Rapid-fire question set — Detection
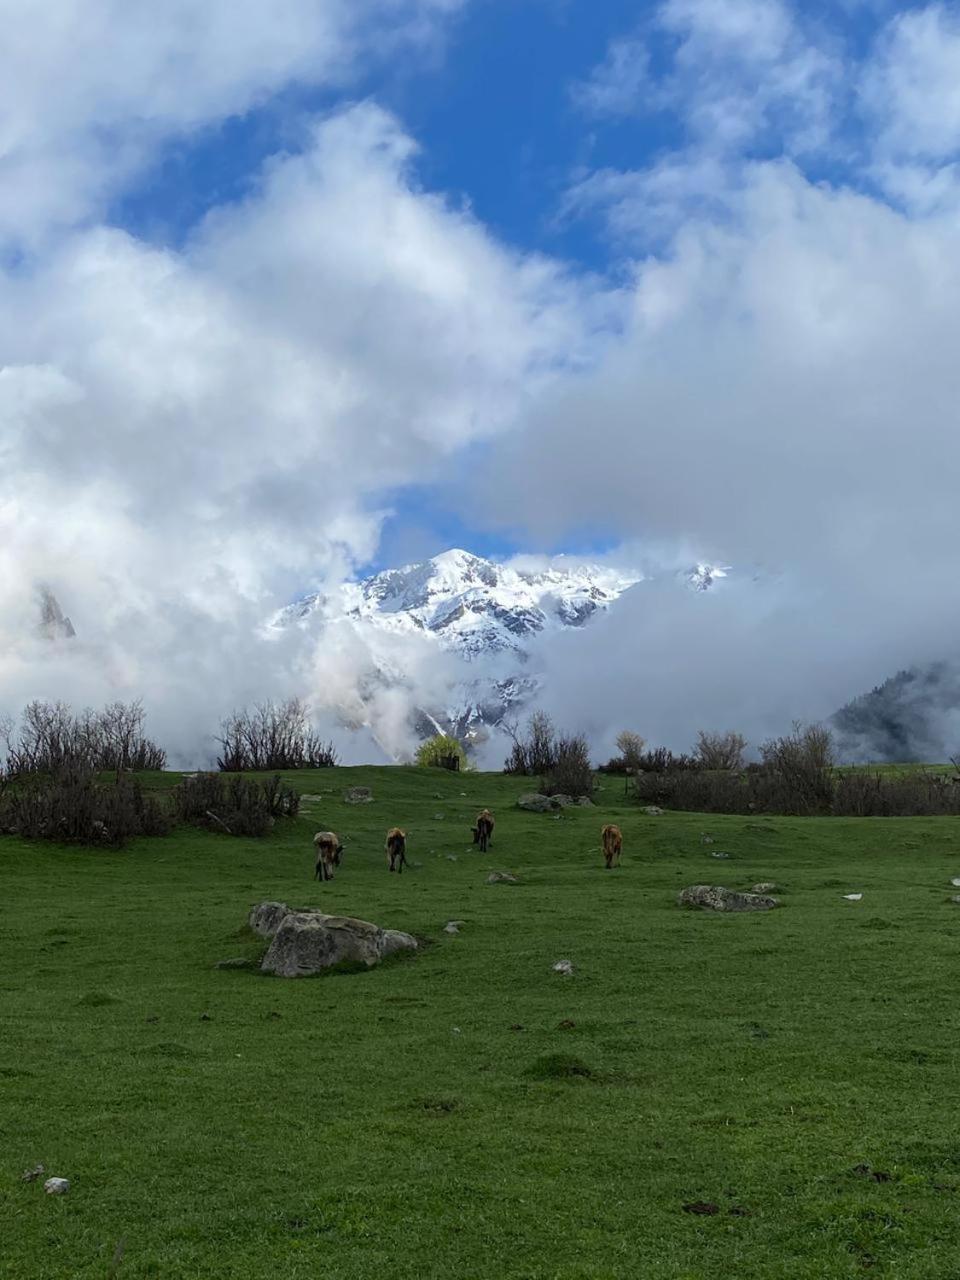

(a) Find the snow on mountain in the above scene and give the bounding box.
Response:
[275,548,724,750]
[280,548,641,660]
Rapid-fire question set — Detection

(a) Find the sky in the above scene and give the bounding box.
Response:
[4,0,960,763]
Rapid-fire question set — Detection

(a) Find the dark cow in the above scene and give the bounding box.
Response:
[472,809,495,853]
[385,827,408,874]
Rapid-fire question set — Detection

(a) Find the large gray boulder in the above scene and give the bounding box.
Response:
[679,885,780,912]
[261,912,418,977]
[517,793,553,812]
[249,901,292,937]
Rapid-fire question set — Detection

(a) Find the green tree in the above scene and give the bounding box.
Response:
[415,733,468,770]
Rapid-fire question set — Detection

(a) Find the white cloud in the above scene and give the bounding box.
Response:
[572,0,842,154]
[572,35,650,117]
[0,103,588,761]
[0,0,465,245]
[861,3,960,162]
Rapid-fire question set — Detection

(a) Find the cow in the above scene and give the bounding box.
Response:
[385,827,408,874]
[313,830,343,882]
[472,809,495,853]
[601,823,623,869]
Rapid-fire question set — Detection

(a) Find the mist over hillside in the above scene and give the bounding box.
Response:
[833,665,960,764]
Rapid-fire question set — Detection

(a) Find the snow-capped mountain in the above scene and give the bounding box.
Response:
[275,548,724,749]
[280,549,640,661]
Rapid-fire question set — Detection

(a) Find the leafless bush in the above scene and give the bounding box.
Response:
[3,699,166,777]
[632,724,948,816]
[599,742,699,774]
[173,772,300,837]
[695,730,748,771]
[0,763,171,845]
[760,722,835,813]
[541,733,593,798]
[216,699,338,771]
[633,769,747,813]
[503,711,558,775]
[832,770,960,817]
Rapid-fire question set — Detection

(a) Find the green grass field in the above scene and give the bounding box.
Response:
[4,766,960,1279]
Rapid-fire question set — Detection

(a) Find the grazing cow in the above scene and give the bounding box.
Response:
[601,823,623,869]
[314,830,343,882]
[472,809,495,853]
[385,827,408,874]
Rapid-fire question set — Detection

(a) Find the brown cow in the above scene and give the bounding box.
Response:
[472,809,495,852]
[601,823,623,869]
[313,830,343,881]
[385,827,408,874]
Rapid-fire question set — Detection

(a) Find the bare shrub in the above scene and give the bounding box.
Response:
[634,768,746,813]
[542,733,593,798]
[215,698,338,771]
[173,772,299,837]
[503,711,557,776]
[832,770,960,817]
[0,763,171,845]
[3,699,165,777]
[695,730,747,771]
[760,722,835,813]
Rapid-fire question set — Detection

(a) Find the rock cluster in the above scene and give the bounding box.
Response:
[678,885,779,912]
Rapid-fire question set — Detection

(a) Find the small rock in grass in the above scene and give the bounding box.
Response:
[558,1019,576,1029]
[701,834,715,844]
[446,854,458,862]
[509,1023,525,1032]
[682,1201,719,1215]
[751,882,777,894]
[843,893,863,901]
[443,921,464,934]
[552,959,575,976]
[711,851,731,859]
[343,787,372,805]
[21,1164,44,1183]
[434,813,445,820]
[44,1178,69,1196]
[487,871,519,884]
[199,1012,212,1022]
[951,878,960,887]
[950,895,960,906]
[644,806,665,816]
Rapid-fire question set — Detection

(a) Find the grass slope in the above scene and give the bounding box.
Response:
[3,766,960,1279]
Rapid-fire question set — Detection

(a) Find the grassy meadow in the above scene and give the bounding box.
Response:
[3,765,960,1278]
